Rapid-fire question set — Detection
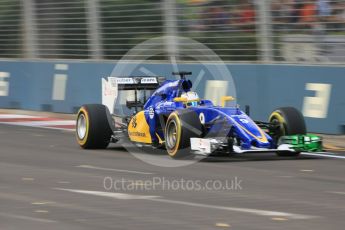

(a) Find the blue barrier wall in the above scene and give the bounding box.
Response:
[0,60,344,134]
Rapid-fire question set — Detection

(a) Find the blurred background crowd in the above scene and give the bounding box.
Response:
[186,0,345,32]
[271,0,345,30]
[0,0,344,63]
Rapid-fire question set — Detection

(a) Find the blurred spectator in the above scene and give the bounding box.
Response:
[314,0,331,34]
[290,1,303,24]
[238,1,255,30]
[330,1,345,30]
[211,6,229,29]
[271,0,295,30]
[202,5,229,31]
[281,0,295,22]
[316,0,331,17]
[271,0,282,25]
[299,0,317,29]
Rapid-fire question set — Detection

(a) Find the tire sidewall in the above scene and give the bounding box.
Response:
[269,107,306,137]
[76,107,90,146]
[165,112,182,157]
[76,104,113,149]
[165,109,202,159]
[269,107,306,157]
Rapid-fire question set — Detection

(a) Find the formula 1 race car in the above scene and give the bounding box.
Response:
[76,72,322,159]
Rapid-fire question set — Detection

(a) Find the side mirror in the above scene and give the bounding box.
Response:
[173,97,187,103]
[221,96,235,107]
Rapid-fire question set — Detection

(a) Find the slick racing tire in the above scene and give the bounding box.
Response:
[76,104,113,149]
[269,107,306,157]
[165,110,202,159]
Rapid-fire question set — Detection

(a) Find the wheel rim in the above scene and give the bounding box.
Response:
[77,114,87,140]
[271,117,285,140]
[166,120,178,150]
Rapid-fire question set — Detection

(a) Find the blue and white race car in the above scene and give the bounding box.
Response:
[76,72,322,159]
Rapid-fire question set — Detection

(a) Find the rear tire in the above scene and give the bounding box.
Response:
[165,110,202,159]
[269,107,306,157]
[76,104,113,149]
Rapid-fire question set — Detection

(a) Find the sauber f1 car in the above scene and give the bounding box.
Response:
[76,72,322,159]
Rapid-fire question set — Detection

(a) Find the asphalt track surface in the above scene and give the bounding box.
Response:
[1,123,345,230]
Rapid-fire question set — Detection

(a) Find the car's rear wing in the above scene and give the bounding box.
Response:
[102,76,165,114]
[116,76,165,90]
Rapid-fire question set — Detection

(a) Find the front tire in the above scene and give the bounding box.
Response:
[76,104,113,149]
[269,107,306,157]
[165,110,202,159]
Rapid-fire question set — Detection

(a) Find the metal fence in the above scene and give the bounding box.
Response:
[0,0,344,64]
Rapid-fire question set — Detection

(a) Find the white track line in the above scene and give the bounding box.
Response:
[326,191,345,195]
[55,188,317,220]
[56,188,159,200]
[0,212,56,223]
[151,198,316,220]
[301,152,345,159]
[76,165,154,175]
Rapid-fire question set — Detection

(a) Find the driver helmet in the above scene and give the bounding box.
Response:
[181,91,200,107]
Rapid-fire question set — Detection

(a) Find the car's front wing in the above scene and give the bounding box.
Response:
[190,135,322,156]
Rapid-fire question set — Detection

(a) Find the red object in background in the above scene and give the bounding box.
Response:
[300,3,317,22]
[240,6,255,23]
[0,114,75,131]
